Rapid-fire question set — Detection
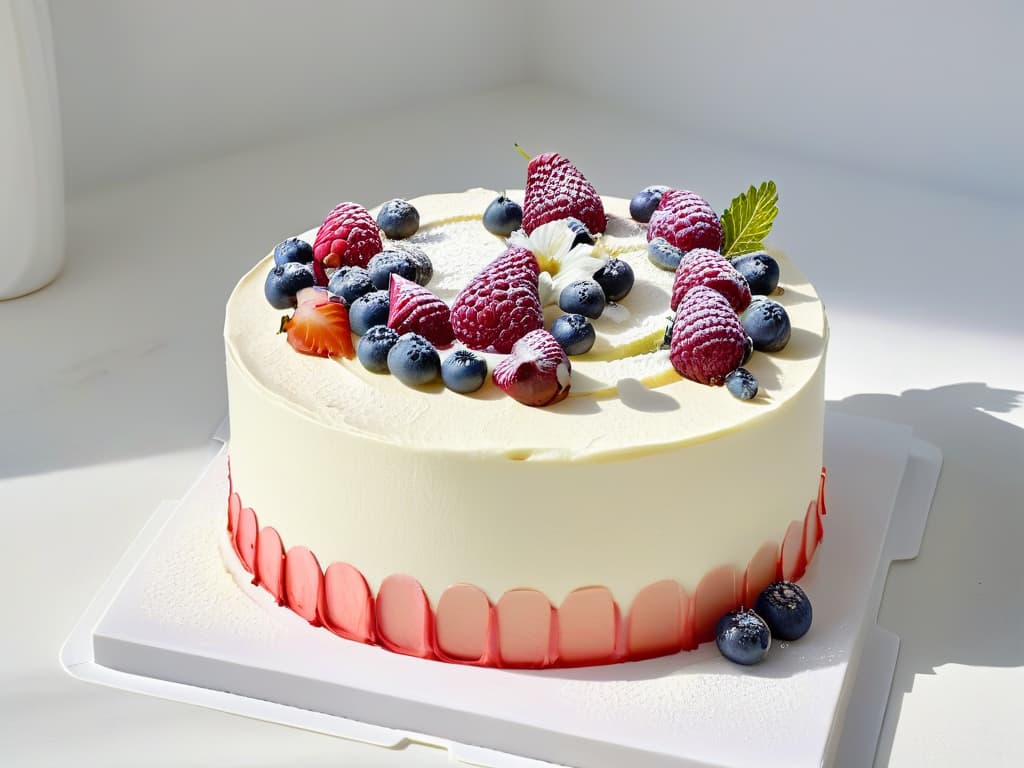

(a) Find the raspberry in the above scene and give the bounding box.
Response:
[387,275,454,347]
[670,286,747,386]
[450,245,543,354]
[521,152,606,235]
[647,189,722,254]
[671,248,751,313]
[492,329,572,406]
[312,202,383,273]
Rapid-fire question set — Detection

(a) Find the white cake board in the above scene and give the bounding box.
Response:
[61,410,940,768]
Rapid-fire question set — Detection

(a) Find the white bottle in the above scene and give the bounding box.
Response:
[0,0,64,300]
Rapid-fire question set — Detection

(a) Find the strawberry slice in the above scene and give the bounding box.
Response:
[281,291,354,359]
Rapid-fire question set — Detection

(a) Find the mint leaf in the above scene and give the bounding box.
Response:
[721,181,779,258]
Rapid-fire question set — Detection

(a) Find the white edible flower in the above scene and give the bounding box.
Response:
[509,220,608,307]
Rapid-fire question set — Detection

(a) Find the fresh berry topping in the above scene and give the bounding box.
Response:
[313,201,383,270]
[273,238,313,266]
[550,313,595,356]
[368,249,417,290]
[716,609,771,665]
[566,217,595,248]
[441,349,488,394]
[348,290,390,336]
[520,149,606,235]
[265,262,316,309]
[740,299,791,352]
[482,194,524,237]
[647,237,685,272]
[281,292,354,359]
[356,324,399,372]
[558,279,605,319]
[328,266,375,305]
[725,367,759,400]
[671,248,751,313]
[670,286,747,385]
[450,245,543,353]
[741,334,754,365]
[395,244,434,286]
[387,274,454,347]
[647,189,723,254]
[731,251,780,296]
[661,315,675,349]
[629,185,669,223]
[755,581,813,641]
[492,329,571,406]
[387,333,441,387]
[376,198,420,240]
[592,258,634,302]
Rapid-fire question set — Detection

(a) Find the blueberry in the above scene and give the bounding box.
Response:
[441,349,488,393]
[348,290,390,336]
[661,316,675,349]
[328,266,374,305]
[356,325,400,373]
[755,581,812,641]
[715,609,771,665]
[741,335,754,365]
[272,238,313,266]
[483,194,523,237]
[376,199,420,240]
[725,367,758,400]
[629,185,669,223]
[367,250,417,290]
[592,258,634,302]
[731,252,780,296]
[550,314,596,356]
[647,237,685,271]
[740,299,791,352]
[397,245,433,286]
[566,217,595,248]
[558,279,605,319]
[264,262,316,309]
[387,333,441,386]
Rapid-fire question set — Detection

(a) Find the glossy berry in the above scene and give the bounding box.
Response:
[368,249,417,290]
[387,333,441,387]
[273,238,313,266]
[592,258,634,302]
[647,237,685,271]
[441,349,488,394]
[348,290,390,336]
[328,266,375,305]
[741,334,754,365]
[755,581,812,641]
[550,313,596,356]
[265,262,316,309]
[558,279,605,319]
[716,609,771,665]
[731,251,780,296]
[356,325,399,373]
[282,288,354,359]
[376,198,419,240]
[566,217,595,248]
[492,329,571,406]
[725,367,758,400]
[482,194,524,237]
[629,185,669,223]
[740,299,791,352]
[661,316,675,349]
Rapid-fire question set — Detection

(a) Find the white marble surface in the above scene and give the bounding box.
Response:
[2,85,1021,766]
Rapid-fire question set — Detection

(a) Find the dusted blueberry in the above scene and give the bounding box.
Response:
[592,258,635,302]
[348,290,390,336]
[732,251,780,296]
[558,279,605,319]
[482,194,523,237]
[647,237,685,271]
[273,238,314,266]
[740,299,791,352]
[387,333,441,387]
[566,217,595,248]
[441,349,488,393]
[367,250,417,290]
[376,198,420,239]
[550,313,595,356]
[398,244,433,286]
[328,266,375,305]
[356,325,399,373]
[725,367,758,400]
[755,581,813,641]
[715,609,771,666]
[264,262,316,309]
[629,185,669,223]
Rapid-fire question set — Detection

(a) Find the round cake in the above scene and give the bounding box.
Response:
[223,169,829,668]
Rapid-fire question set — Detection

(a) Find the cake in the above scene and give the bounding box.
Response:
[223,155,829,668]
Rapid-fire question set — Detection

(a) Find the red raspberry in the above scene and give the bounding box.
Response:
[493,329,572,406]
[671,248,751,313]
[387,274,454,347]
[647,189,722,254]
[312,202,383,275]
[521,152,606,235]
[670,286,747,386]
[450,245,543,354]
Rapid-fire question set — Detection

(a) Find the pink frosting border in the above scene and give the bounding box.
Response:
[225,462,828,668]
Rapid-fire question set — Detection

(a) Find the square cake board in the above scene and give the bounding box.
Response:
[61,410,940,768]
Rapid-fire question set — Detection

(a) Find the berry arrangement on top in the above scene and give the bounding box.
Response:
[263,148,794,406]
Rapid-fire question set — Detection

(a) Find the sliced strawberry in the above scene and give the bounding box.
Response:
[281,295,354,359]
[493,329,571,406]
[387,274,454,347]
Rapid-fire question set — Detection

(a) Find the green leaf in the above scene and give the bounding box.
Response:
[721,181,779,258]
